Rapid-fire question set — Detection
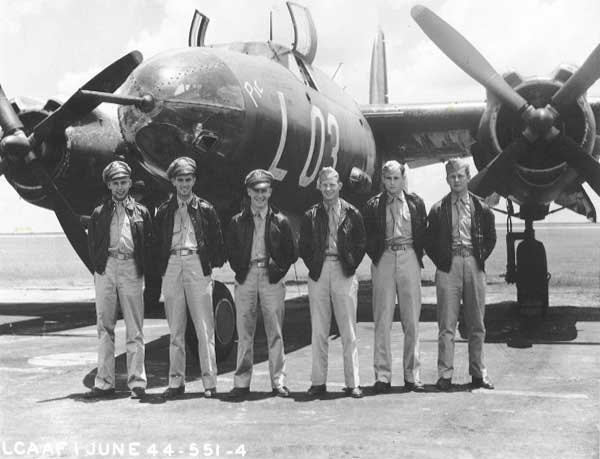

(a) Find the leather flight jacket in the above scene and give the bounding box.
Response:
[299,199,366,282]
[226,204,298,284]
[154,194,226,276]
[425,191,496,272]
[362,191,427,267]
[87,196,154,275]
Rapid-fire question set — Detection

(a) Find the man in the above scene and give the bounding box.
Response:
[363,160,427,393]
[86,160,153,399]
[154,157,226,399]
[226,169,297,398]
[425,158,496,391]
[299,167,366,398]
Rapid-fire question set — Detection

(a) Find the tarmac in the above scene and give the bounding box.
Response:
[0,282,599,459]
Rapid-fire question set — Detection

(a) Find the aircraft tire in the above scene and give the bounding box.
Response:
[185,281,237,363]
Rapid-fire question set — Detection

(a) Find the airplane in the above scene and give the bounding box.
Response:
[0,3,598,361]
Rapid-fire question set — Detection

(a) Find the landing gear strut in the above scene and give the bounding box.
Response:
[505,201,550,316]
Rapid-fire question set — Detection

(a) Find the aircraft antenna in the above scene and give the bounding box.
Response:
[331,62,343,81]
[269,11,273,41]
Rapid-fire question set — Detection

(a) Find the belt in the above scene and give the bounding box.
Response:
[250,259,268,268]
[386,243,413,251]
[452,247,473,257]
[170,248,198,256]
[108,252,133,260]
[324,253,339,260]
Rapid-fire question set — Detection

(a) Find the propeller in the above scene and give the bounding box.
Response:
[0,51,143,271]
[411,5,600,197]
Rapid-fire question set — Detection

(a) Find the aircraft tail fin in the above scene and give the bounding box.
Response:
[369,29,388,104]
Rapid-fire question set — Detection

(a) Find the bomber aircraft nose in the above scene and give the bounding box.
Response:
[117,48,245,178]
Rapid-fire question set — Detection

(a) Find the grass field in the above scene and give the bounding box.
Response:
[1,223,599,291]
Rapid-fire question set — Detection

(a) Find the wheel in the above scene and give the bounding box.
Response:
[185,280,237,362]
[516,238,549,316]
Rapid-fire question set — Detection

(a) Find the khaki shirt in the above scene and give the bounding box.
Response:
[385,191,413,245]
[171,197,197,250]
[324,199,345,256]
[251,207,268,261]
[451,192,473,249]
[109,197,134,254]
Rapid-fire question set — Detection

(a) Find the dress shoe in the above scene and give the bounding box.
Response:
[307,384,327,396]
[405,380,425,392]
[436,377,452,391]
[472,376,495,390]
[204,388,217,398]
[83,387,115,399]
[344,387,363,398]
[373,381,391,394]
[229,387,250,398]
[272,386,290,397]
[162,385,185,399]
[130,387,146,398]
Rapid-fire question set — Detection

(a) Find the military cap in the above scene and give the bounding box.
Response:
[167,157,196,179]
[245,169,274,188]
[102,160,131,183]
[445,158,470,175]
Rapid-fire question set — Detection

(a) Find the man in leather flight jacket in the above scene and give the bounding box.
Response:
[226,169,297,398]
[299,167,366,398]
[363,160,427,393]
[86,160,153,399]
[155,157,226,400]
[425,158,496,392]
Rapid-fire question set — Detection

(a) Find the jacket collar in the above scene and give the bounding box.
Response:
[169,193,199,210]
[109,195,135,212]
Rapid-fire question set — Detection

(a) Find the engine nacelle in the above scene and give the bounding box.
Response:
[472,65,598,207]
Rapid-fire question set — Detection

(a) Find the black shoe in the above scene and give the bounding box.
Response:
[472,376,495,390]
[436,378,452,391]
[162,385,185,399]
[204,388,217,398]
[343,387,363,398]
[272,386,290,397]
[130,387,146,399]
[307,384,327,396]
[373,381,391,394]
[405,380,425,392]
[229,387,250,398]
[83,387,115,399]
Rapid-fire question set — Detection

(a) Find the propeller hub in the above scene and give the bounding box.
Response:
[0,131,31,160]
[527,106,556,135]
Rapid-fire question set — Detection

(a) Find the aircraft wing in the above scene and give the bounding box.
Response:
[361,101,485,167]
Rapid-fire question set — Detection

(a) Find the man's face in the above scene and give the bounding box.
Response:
[247,183,272,211]
[171,174,196,199]
[107,177,131,201]
[382,168,405,196]
[446,168,470,194]
[318,176,342,202]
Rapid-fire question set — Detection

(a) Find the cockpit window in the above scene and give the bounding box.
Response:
[287,53,318,91]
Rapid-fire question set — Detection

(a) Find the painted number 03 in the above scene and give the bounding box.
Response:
[268,91,339,186]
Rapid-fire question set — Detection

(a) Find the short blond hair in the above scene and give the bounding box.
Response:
[445,158,470,177]
[382,160,406,177]
[316,167,339,187]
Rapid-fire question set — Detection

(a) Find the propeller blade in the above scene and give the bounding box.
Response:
[411,5,528,114]
[551,43,600,113]
[31,50,143,144]
[0,85,24,136]
[469,136,531,197]
[549,135,600,197]
[28,160,92,272]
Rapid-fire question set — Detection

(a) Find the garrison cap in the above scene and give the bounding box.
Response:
[245,169,274,188]
[445,158,470,175]
[167,157,196,179]
[102,160,131,183]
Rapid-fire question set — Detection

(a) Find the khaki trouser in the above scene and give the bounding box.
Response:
[436,255,487,379]
[308,258,360,388]
[372,248,422,383]
[234,265,286,389]
[94,257,146,390]
[162,254,217,389]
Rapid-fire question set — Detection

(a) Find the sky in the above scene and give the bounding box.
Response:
[2,0,600,232]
